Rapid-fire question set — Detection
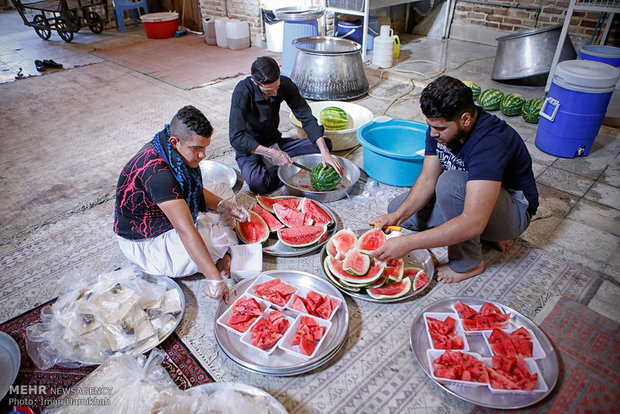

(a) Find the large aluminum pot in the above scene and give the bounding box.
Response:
[290,36,369,101]
[492,25,576,82]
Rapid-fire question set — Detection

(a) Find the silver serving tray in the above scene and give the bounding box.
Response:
[183,382,288,413]
[410,297,559,409]
[320,229,435,303]
[214,270,349,376]
[199,160,237,189]
[0,331,21,401]
[262,197,337,257]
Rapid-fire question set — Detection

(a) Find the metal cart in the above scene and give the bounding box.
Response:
[11,0,108,42]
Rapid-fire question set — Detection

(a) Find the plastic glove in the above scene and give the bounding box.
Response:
[217,200,251,226]
[204,279,229,303]
[265,148,292,166]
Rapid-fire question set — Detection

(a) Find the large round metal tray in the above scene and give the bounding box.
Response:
[199,159,237,189]
[320,229,435,303]
[410,297,559,409]
[214,270,349,376]
[262,197,337,257]
[181,382,287,413]
[278,154,360,203]
[0,331,21,401]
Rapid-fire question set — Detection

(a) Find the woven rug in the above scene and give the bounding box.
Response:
[471,296,620,414]
[92,34,281,90]
[0,300,214,413]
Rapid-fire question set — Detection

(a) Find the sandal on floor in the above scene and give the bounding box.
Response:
[43,59,63,69]
[34,60,46,72]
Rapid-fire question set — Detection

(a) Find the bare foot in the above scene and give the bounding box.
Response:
[490,240,513,252]
[437,261,485,283]
[216,253,232,278]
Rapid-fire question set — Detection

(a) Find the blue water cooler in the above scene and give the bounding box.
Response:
[276,7,324,77]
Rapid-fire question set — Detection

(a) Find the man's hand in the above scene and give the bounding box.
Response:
[370,237,413,262]
[369,212,400,231]
[321,152,344,176]
[217,200,251,227]
[265,148,292,166]
[204,279,230,303]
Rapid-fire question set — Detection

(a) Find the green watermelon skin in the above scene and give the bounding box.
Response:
[462,80,481,101]
[320,106,349,131]
[478,89,504,111]
[522,98,544,123]
[310,164,341,192]
[499,93,525,116]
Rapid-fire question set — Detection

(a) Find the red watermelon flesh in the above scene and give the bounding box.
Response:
[252,278,296,307]
[300,199,334,226]
[250,203,284,232]
[249,311,290,350]
[342,249,371,275]
[274,204,314,227]
[236,211,269,244]
[479,302,502,316]
[367,277,411,300]
[326,238,339,257]
[291,315,325,356]
[488,328,534,358]
[256,195,301,213]
[487,356,538,391]
[454,302,478,319]
[290,295,309,313]
[461,313,511,331]
[226,296,265,332]
[327,256,384,285]
[277,225,326,247]
[356,228,386,254]
[432,351,488,383]
[426,316,465,350]
[323,256,361,292]
[384,258,404,282]
[413,270,429,291]
[330,229,357,257]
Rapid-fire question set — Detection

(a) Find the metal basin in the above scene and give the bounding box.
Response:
[290,36,369,100]
[274,6,324,21]
[492,25,576,82]
[278,154,360,203]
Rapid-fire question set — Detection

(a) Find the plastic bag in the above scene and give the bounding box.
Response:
[43,349,179,414]
[26,267,182,369]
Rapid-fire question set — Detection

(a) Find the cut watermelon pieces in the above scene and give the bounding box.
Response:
[431,350,489,384]
[277,225,327,247]
[330,228,357,257]
[300,198,334,226]
[246,310,291,350]
[250,203,284,232]
[486,355,539,391]
[356,228,386,254]
[487,327,534,358]
[455,301,511,331]
[256,195,301,213]
[425,314,466,350]
[236,211,270,244]
[342,249,371,275]
[274,204,314,227]
[288,315,328,356]
[367,277,411,300]
[287,289,340,320]
[225,296,265,333]
[384,258,404,282]
[251,278,296,307]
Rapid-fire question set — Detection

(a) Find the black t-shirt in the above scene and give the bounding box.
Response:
[425,108,539,215]
[114,142,204,240]
[229,75,324,155]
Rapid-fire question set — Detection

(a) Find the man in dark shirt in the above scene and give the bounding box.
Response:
[229,56,343,194]
[371,76,538,283]
[114,105,250,303]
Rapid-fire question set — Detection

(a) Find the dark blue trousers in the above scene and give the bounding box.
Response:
[236,137,332,194]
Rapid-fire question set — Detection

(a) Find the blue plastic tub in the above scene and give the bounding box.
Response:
[577,45,620,67]
[356,118,427,187]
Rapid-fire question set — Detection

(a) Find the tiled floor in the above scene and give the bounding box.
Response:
[1,10,618,323]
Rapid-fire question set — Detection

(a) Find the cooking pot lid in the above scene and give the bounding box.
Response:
[496,24,562,41]
[293,36,361,54]
[275,6,324,21]
[554,60,620,92]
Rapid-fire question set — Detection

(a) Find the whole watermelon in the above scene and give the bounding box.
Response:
[478,88,504,111]
[320,106,349,131]
[500,93,525,116]
[311,164,341,192]
[462,80,481,101]
[522,98,544,123]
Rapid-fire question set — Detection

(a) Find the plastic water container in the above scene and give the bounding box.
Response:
[226,19,250,50]
[203,18,217,45]
[336,17,378,50]
[215,17,229,48]
[372,25,394,68]
[535,60,620,158]
[578,45,620,68]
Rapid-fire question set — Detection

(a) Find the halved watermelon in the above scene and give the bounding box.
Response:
[342,249,370,275]
[274,204,314,227]
[277,225,327,247]
[356,228,386,254]
[384,258,404,282]
[256,195,301,213]
[367,277,411,300]
[300,199,334,226]
[330,228,357,257]
[236,211,269,244]
[250,203,284,232]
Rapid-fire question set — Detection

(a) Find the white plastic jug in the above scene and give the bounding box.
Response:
[372,25,394,68]
[203,18,216,45]
[215,17,229,48]
[226,19,250,50]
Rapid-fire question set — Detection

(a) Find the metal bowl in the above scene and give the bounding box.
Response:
[278,154,360,203]
[274,6,324,21]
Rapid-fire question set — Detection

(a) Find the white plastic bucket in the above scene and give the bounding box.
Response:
[226,20,250,50]
[372,25,394,68]
[215,17,229,48]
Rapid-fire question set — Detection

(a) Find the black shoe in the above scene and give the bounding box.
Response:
[43,59,63,69]
[34,60,46,72]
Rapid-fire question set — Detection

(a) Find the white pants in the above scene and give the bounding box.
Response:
[117,182,238,278]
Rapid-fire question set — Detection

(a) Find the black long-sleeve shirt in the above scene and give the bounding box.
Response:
[229,76,324,156]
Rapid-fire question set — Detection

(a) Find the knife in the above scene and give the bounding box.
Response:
[291,161,368,184]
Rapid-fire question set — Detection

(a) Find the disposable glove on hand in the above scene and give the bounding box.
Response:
[266,148,292,166]
[204,279,229,303]
[217,200,251,226]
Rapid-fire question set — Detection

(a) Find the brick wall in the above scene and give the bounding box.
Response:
[451,0,618,47]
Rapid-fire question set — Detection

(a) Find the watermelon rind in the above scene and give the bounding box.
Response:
[310,164,341,192]
[301,198,334,226]
[413,270,430,291]
[356,228,387,254]
[499,93,525,117]
[320,106,349,131]
[323,256,361,292]
[385,258,405,282]
[250,203,284,232]
[478,88,504,111]
[522,98,544,124]
[277,225,327,247]
[327,256,383,285]
[256,195,301,213]
[342,249,371,276]
[236,211,269,244]
[367,278,412,300]
[274,203,314,227]
[330,228,357,257]
[462,80,481,101]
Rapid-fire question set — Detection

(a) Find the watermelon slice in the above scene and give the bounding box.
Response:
[367,278,411,300]
[384,258,404,282]
[256,195,301,213]
[274,204,314,227]
[300,198,334,226]
[461,313,511,331]
[432,350,488,383]
[290,315,325,356]
[252,278,296,307]
[454,302,478,319]
[226,296,265,333]
[236,211,270,244]
[488,328,534,358]
[426,316,465,350]
[327,256,383,285]
[323,257,361,292]
[249,310,290,350]
[487,355,538,391]
[250,203,284,232]
[277,225,327,247]
[413,270,429,291]
[330,229,357,257]
[342,249,371,275]
[356,228,386,254]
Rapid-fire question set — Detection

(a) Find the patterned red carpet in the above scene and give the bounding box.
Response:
[0,299,214,413]
[471,296,620,413]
